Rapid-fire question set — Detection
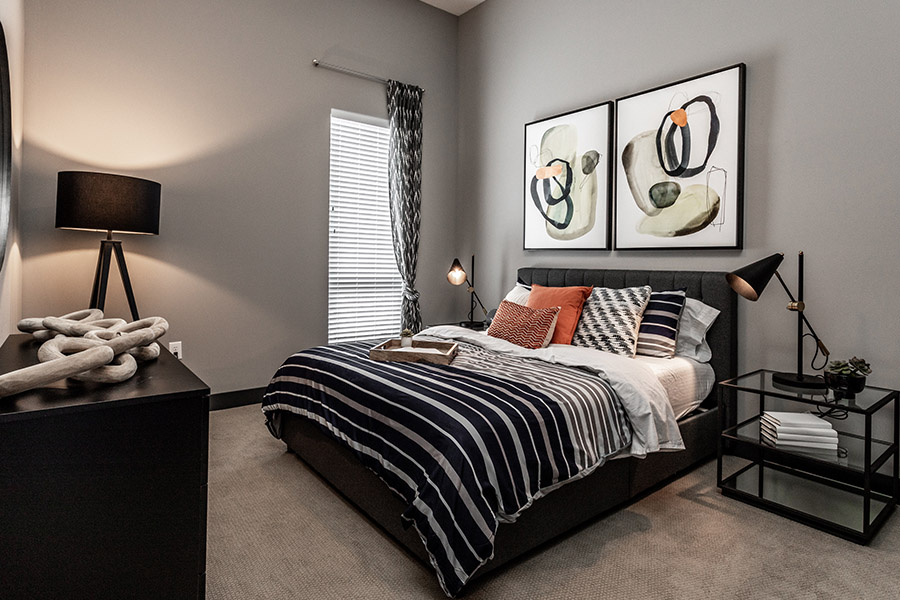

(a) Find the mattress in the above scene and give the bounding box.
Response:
[635,355,716,419]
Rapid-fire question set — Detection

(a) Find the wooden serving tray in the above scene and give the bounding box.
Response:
[369,339,458,365]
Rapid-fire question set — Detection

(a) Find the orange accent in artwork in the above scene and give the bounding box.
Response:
[670,109,688,127]
[535,164,564,179]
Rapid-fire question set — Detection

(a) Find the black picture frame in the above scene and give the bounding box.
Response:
[614,63,746,250]
[523,101,613,251]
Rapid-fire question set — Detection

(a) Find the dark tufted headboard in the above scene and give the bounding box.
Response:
[517,267,738,407]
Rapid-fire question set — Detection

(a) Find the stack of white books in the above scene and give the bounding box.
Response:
[760,411,838,458]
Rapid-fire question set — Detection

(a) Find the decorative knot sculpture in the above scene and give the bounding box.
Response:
[0,309,169,398]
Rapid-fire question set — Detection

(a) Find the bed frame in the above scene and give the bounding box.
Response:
[272,267,737,584]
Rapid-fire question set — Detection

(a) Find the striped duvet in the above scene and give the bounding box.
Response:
[262,338,634,596]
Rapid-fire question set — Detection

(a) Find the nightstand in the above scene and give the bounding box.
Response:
[0,334,210,599]
[717,369,899,544]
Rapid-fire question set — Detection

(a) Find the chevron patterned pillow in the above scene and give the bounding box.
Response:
[487,300,560,349]
[571,286,652,356]
[636,289,687,358]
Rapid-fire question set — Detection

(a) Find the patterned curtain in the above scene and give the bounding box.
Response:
[386,80,424,332]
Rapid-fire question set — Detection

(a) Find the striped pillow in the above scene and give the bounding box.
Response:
[636,290,687,358]
[487,300,560,349]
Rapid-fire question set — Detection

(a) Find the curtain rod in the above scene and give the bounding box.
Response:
[311,59,424,93]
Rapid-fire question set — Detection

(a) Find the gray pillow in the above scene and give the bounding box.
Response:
[675,297,720,362]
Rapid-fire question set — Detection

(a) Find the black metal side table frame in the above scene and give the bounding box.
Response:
[717,369,899,544]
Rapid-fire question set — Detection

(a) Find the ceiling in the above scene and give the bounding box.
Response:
[417,0,487,16]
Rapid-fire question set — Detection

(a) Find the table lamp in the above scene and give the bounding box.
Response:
[55,171,161,321]
[447,255,488,328]
[727,251,829,391]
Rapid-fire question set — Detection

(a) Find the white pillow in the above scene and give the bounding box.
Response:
[503,283,531,306]
[675,297,720,363]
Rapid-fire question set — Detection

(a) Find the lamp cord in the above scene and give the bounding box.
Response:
[810,389,848,458]
[807,336,847,422]
[803,332,829,371]
[812,402,848,420]
[803,332,846,421]
[470,287,489,318]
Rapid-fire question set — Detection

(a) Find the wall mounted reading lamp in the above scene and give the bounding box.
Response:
[727,251,829,391]
[55,171,161,322]
[447,255,489,328]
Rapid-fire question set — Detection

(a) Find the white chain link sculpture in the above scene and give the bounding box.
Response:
[0,309,169,398]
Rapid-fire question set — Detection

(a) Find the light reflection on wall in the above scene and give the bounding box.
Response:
[23,1,302,171]
[21,250,287,391]
[26,93,264,170]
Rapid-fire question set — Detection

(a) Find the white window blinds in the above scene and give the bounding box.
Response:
[328,110,402,343]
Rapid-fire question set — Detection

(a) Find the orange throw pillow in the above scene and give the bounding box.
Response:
[526,284,593,345]
[486,300,560,349]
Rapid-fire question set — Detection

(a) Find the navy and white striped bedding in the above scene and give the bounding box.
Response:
[262,338,633,596]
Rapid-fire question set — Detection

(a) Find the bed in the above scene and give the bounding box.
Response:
[262,267,737,596]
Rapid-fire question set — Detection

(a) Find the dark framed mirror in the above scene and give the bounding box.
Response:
[0,23,11,272]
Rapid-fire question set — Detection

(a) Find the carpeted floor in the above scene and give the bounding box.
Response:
[207,405,900,599]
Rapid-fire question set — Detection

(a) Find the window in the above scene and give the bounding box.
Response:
[327,110,402,343]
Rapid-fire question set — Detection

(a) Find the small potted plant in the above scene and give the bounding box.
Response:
[824,357,871,399]
[400,328,414,348]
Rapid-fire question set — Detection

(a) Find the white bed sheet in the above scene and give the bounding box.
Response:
[634,355,715,419]
[422,326,714,423]
[421,326,684,457]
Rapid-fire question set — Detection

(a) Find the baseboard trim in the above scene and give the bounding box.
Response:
[209,387,266,411]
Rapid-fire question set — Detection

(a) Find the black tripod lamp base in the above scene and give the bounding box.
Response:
[90,239,140,322]
[459,320,486,330]
[771,371,827,392]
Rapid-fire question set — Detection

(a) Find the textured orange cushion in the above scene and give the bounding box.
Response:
[487,301,560,349]
[526,284,593,345]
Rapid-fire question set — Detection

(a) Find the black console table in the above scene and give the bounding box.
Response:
[0,334,210,599]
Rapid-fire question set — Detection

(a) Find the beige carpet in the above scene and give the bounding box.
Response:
[207,405,900,599]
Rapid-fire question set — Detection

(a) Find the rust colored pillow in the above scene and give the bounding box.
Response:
[486,300,560,349]
[525,284,593,345]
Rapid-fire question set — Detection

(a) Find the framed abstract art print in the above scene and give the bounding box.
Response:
[614,64,746,250]
[523,101,613,250]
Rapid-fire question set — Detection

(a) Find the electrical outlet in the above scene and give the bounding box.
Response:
[169,341,183,360]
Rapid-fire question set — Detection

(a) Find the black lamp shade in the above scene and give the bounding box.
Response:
[447,258,467,286]
[726,253,784,301]
[55,171,161,235]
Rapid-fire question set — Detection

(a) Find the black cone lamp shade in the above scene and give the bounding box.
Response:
[447,255,488,328]
[725,253,784,301]
[727,252,829,392]
[56,171,161,321]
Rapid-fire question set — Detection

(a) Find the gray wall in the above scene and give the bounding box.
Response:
[14,0,900,397]
[20,0,460,392]
[0,0,23,339]
[458,0,900,390]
